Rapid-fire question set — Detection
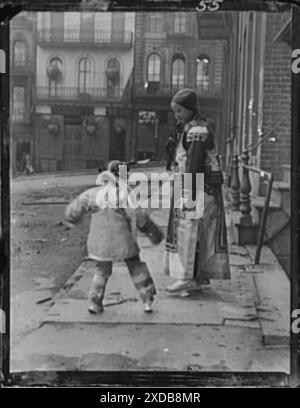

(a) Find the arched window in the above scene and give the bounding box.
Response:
[106,58,120,98]
[196,55,210,93]
[174,13,186,33]
[78,57,91,92]
[13,40,26,66]
[47,57,63,96]
[172,56,185,91]
[146,53,161,94]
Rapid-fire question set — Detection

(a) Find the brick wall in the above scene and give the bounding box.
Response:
[261,12,291,181]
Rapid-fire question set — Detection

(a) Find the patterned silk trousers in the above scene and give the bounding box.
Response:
[89,255,156,309]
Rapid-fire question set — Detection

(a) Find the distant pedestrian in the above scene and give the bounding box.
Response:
[165,134,176,171]
[23,153,34,175]
[64,160,164,314]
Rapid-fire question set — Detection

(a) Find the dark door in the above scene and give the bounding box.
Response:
[63,125,84,170]
[16,141,30,172]
[109,123,126,161]
[137,123,156,160]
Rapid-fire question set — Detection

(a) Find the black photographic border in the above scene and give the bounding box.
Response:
[0,0,299,388]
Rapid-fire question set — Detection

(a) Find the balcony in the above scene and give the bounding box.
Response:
[36,86,126,103]
[37,29,133,49]
[135,83,222,98]
[135,83,185,98]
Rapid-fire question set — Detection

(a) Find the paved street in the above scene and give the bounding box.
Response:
[10,167,290,373]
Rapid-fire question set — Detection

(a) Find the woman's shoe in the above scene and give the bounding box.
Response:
[166,279,194,293]
[180,290,191,297]
[166,280,203,293]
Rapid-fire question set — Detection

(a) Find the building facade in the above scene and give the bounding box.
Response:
[34,11,135,171]
[132,11,233,163]
[230,10,292,275]
[229,10,291,182]
[10,12,37,174]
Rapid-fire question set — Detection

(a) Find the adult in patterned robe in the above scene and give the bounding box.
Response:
[164,88,230,294]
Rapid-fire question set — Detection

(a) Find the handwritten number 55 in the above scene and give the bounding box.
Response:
[196,0,223,12]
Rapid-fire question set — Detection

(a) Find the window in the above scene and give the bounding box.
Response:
[81,12,94,30]
[50,12,64,41]
[111,12,125,41]
[106,58,120,98]
[147,53,161,83]
[174,13,186,33]
[12,86,25,121]
[13,40,26,66]
[78,57,91,92]
[48,57,63,96]
[148,13,163,33]
[172,57,185,91]
[147,53,161,94]
[138,111,157,125]
[196,55,211,92]
[80,13,94,41]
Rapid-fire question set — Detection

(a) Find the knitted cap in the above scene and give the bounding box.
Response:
[107,160,122,176]
[171,88,198,112]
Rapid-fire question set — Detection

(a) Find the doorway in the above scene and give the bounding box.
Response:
[109,120,126,161]
[63,117,84,170]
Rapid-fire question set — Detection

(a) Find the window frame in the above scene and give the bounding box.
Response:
[78,56,92,93]
[174,12,186,34]
[13,39,26,66]
[196,54,211,93]
[148,13,163,33]
[106,57,121,98]
[171,55,185,90]
[147,52,161,84]
[48,57,63,96]
[12,85,25,121]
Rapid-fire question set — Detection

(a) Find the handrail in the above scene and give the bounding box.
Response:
[243,165,273,181]
[241,161,274,264]
[231,109,290,158]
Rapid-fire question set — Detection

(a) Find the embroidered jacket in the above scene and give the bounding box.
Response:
[175,115,218,201]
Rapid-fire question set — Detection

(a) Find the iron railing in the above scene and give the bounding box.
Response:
[36,86,125,102]
[37,29,133,45]
[135,83,221,98]
[230,150,275,265]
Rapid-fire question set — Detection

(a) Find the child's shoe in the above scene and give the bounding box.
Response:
[88,296,104,314]
[143,300,153,313]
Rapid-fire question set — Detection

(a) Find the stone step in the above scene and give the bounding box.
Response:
[272,181,290,192]
[270,181,290,207]
[251,196,284,227]
[251,196,281,210]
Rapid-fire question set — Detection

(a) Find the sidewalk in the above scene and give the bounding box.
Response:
[11,174,290,373]
[11,161,165,181]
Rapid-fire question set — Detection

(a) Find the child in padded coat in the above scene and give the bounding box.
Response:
[64,160,163,314]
